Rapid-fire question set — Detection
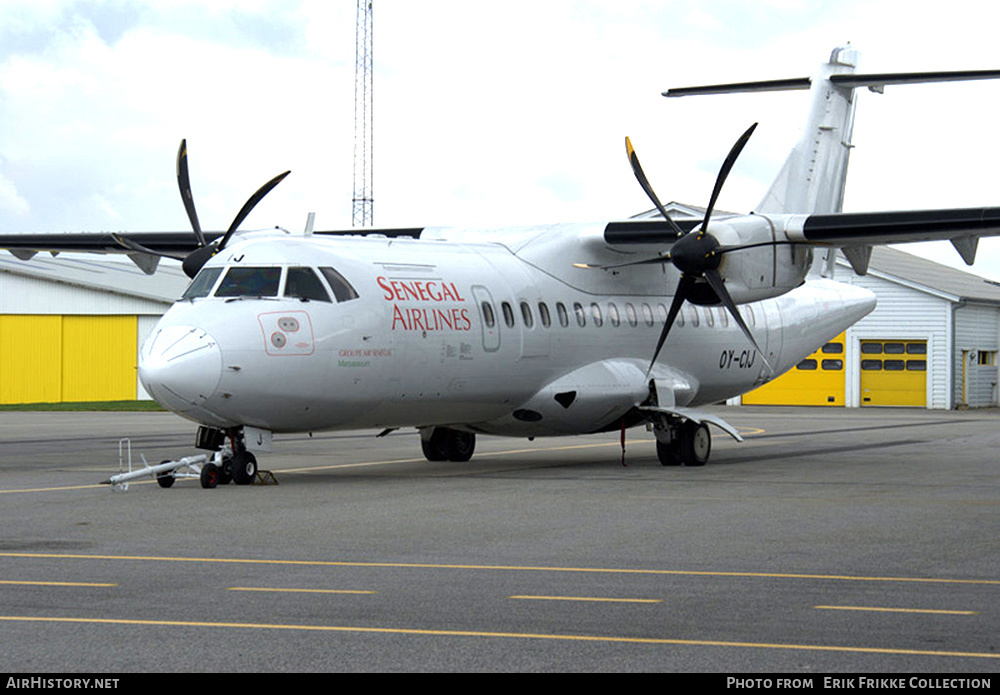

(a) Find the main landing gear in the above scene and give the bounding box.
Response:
[653,418,711,467]
[420,427,476,462]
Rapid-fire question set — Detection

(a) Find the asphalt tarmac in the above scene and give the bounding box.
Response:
[0,406,998,673]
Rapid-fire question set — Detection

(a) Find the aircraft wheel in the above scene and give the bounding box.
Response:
[231,451,258,485]
[219,456,234,485]
[200,462,220,489]
[156,460,176,488]
[422,428,476,462]
[421,435,447,462]
[442,430,475,462]
[677,421,711,467]
[656,441,681,466]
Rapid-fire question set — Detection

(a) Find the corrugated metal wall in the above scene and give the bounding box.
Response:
[953,303,1000,407]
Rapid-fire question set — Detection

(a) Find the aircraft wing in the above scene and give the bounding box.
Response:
[784,206,1000,273]
[0,231,216,274]
[601,207,1000,275]
[0,227,424,275]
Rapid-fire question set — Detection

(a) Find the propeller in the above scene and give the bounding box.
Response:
[176,139,291,278]
[624,124,772,374]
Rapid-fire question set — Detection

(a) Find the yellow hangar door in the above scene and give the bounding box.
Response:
[0,315,138,405]
[743,333,847,406]
[61,316,138,402]
[859,340,927,407]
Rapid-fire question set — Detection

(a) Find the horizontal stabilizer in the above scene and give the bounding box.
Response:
[666,69,1000,98]
[665,77,811,97]
[831,69,1000,91]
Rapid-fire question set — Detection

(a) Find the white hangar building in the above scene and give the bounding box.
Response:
[743,245,1000,409]
[0,254,187,404]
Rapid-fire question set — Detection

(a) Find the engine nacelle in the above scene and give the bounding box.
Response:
[708,215,812,304]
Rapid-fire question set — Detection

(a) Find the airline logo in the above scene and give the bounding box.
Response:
[376,276,472,333]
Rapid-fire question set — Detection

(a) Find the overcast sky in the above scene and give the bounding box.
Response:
[3,0,1000,278]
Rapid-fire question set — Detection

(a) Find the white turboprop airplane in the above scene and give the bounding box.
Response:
[4,45,1000,488]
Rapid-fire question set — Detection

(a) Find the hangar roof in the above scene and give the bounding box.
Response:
[0,254,187,305]
[843,246,1000,305]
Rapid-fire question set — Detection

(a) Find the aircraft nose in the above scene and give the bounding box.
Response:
[139,325,223,412]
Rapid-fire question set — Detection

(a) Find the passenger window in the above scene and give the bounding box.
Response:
[686,305,699,327]
[626,303,638,327]
[641,303,654,327]
[591,303,603,327]
[285,267,332,303]
[520,301,534,328]
[182,267,223,300]
[216,267,281,298]
[556,302,569,327]
[502,302,515,328]
[704,307,714,327]
[319,267,360,302]
[481,301,496,328]
[538,302,551,328]
[573,302,586,327]
[608,303,620,327]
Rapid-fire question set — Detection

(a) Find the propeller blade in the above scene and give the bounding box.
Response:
[176,140,207,248]
[703,268,772,372]
[648,274,693,374]
[700,123,757,235]
[216,170,291,251]
[626,137,685,238]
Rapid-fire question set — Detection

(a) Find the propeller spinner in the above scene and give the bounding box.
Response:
[624,124,772,374]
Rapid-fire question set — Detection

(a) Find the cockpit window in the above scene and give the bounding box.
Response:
[285,267,332,303]
[319,267,360,303]
[181,267,223,300]
[215,267,281,298]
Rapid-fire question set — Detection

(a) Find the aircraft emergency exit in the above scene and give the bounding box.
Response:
[4,45,1000,488]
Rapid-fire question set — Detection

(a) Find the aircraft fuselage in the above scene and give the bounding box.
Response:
[138,225,876,439]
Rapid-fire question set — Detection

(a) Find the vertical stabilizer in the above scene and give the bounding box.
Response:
[663,47,1000,273]
[756,46,860,215]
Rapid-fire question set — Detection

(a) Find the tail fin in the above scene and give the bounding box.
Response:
[666,45,1000,216]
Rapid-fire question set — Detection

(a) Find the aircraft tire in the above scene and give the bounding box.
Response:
[423,428,475,462]
[656,441,682,466]
[677,421,711,467]
[421,436,447,462]
[200,462,220,489]
[156,460,176,488]
[442,430,475,462]
[231,451,258,485]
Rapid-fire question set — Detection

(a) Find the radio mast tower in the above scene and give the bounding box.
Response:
[352,0,374,227]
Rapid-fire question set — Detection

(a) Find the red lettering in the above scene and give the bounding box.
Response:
[377,276,394,301]
[391,304,406,330]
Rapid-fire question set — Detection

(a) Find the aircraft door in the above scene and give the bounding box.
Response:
[471,285,500,352]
